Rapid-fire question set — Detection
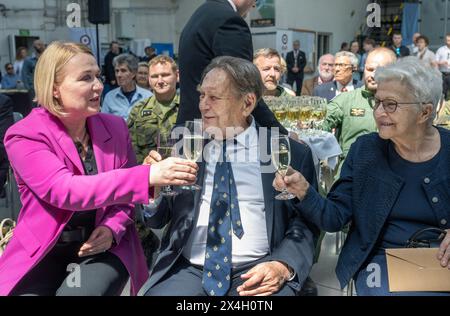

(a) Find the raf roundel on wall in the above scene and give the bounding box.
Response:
[80,35,91,46]
[282,34,288,45]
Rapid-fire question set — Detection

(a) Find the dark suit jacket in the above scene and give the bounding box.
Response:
[298,128,450,288]
[176,0,286,134]
[286,50,306,80]
[313,79,362,102]
[104,51,118,85]
[143,127,318,294]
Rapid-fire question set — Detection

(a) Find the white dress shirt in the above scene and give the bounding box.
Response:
[336,81,355,96]
[227,0,237,12]
[182,117,269,268]
[435,45,450,73]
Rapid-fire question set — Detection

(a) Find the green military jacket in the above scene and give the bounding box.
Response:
[127,94,180,163]
[321,87,377,158]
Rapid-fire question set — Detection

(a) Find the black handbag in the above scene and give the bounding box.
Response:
[405,227,447,248]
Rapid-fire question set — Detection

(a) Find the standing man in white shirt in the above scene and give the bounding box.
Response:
[140,56,318,297]
[435,33,450,99]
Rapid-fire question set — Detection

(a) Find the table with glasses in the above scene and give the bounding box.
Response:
[265,96,342,190]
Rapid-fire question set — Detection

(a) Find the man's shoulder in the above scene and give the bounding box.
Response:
[130,96,155,112]
[188,0,237,24]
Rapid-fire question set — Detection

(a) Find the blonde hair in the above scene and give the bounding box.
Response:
[148,55,178,72]
[34,41,94,117]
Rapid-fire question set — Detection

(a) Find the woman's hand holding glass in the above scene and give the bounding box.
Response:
[272,167,310,201]
[146,151,198,187]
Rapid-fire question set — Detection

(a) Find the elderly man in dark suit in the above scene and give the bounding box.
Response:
[141,56,317,296]
[314,51,362,102]
[176,0,286,134]
[0,94,14,198]
[286,40,307,96]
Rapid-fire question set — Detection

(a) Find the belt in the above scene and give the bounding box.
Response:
[59,226,87,243]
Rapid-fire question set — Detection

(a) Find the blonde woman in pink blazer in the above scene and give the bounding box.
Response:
[0,42,198,296]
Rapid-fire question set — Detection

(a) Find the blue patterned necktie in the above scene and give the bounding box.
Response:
[202,141,243,296]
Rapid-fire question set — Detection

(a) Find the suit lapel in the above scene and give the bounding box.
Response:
[43,110,85,175]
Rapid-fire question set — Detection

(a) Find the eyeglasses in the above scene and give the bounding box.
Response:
[320,63,335,67]
[334,63,352,69]
[371,97,421,113]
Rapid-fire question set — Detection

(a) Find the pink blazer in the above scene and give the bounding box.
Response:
[0,108,151,295]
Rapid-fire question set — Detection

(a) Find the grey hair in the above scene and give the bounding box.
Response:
[201,56,264,102]
[335,51,359,68]
[316,53,335,68]
[113,53,139,73]
[374,56,442,121]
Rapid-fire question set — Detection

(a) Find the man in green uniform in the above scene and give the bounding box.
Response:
[128,55,179,163]
[322,47,397,176]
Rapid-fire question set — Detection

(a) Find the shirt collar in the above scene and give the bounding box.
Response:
[234,115,257,149]
[209,115,257,150]
[227,0,237,12]
[336,80,354,91]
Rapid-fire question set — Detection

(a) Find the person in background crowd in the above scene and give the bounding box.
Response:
[314,51,361,102]
[13,47,28,78]
[103,41,121,96]
[359,38,375,75]
[416,35,437,68]
[102,53,152,121]
[390,32,410,58]
[253,48,295,97]
[22,39,46,98]
[301,54,335,96]
[408,32,421,56]
[286,40,307,96]
[339,42,349,52]
[1,63,22,89]
[136,62,151,91]
[435,33,450,100]
[141,47,157,63]
[128,55,179,163]
[350,41,362,81]
[0,93,14,199]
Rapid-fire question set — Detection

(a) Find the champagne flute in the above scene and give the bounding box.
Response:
[157,132,179,197]
[271,135,296,200]
[183,120,203,191]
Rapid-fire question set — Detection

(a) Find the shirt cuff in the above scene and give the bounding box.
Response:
[142,194,163,219]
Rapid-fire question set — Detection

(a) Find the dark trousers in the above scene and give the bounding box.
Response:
[10,241,128,296]
[287,76,304,96]
[442,72,450,100]
[144,256,296,296]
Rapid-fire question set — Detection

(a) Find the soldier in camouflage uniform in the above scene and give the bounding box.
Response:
[127,55,179,267]
[253,48,296,97]
[128,55,179,163]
